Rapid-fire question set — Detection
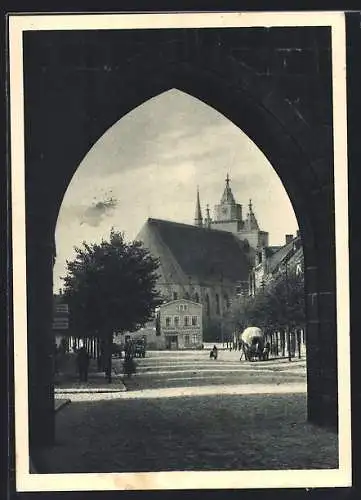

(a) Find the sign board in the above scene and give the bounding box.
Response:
[55,303,69,314]
[52,317,69,330]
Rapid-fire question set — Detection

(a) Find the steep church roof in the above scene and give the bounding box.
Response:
[136,218,250,285]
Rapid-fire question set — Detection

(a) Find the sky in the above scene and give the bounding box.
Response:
[53,89,298,291]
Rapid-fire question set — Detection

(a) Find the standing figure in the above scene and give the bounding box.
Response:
[76,346,90,382]
[262,341,271,361]
[210,345,218,360]
[123,339,136,377]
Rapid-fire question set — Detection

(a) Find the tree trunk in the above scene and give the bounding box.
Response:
[275,332,279,357]
[297,329,302,359]
[281,329,286,357]
[104,332,113,383]
[96,338,102,371]
[287,327,292,361]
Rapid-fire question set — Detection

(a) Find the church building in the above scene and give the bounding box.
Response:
[136,174,301,341]
[136,175,267,340]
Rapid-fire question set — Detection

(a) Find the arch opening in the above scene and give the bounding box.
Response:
[54,88,301,291]
[23,30,338,454]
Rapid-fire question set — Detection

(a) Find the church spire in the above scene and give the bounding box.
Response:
[221,172,236,204]
[245,198,259,230]
[204,203,212,229]
[194,186,203,227]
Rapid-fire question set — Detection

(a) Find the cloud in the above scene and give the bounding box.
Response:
[76,89,242,179]
[80,195,118,227]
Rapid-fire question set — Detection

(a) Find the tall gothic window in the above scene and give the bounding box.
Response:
[205,294,210,317]
[194,293,199,303]
[216,294,220,315]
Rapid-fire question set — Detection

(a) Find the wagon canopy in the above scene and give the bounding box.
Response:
[241,326,264,345]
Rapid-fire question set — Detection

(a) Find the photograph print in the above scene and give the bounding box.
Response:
[9,11,351,492]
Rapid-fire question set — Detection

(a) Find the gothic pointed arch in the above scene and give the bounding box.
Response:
[23,28,338,447]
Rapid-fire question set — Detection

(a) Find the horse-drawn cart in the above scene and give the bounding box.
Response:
[240,327,270,361]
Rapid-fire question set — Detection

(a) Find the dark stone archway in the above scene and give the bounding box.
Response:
[22,26,337,448]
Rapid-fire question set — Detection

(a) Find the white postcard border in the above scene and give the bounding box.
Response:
[9,11,351,491]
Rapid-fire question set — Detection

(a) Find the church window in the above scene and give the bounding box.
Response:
[191,316,198,326]
[184,316,190,326]
[205,295,210,317]
[216,294,220,314]
[173,291,178,300]
[165,316,171,327]
[194,293,199,303]
[192,333,198,344]
[185,335,190,346]
[174,316,180,327]
[184,292,190,299]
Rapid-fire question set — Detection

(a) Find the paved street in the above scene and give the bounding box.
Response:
[36,350,338,473]
[123,349,307,393]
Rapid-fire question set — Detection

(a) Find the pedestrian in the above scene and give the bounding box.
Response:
[210,345,218,360]
[123,356,136,377]
[76,346,90,382]
[262,341,270,361]
[124,338,133,360]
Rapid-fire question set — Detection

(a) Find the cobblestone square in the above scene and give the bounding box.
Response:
[34,350,338,473]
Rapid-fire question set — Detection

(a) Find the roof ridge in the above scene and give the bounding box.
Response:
[147,217,237,236]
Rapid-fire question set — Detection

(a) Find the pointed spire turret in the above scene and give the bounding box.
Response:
[204,203,212,229]
[245,198,259,230]
[194,186,203,227]
[221,172,236,204]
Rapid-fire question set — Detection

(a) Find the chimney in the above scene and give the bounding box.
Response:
[285,234,293,245]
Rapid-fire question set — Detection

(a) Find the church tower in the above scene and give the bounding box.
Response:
[208,175,269,253]
[211,174,243,232]
[194,186,203,227]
